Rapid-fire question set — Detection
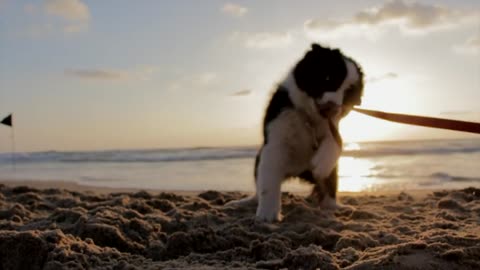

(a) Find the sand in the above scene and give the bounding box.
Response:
[0,181,479,270]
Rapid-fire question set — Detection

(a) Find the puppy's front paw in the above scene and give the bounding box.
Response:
[320,196,355,212]
[255,205,282,222]
[320,195,338,210]
[335,203,355,212]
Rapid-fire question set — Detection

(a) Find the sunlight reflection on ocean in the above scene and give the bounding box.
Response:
[338,156,378,192]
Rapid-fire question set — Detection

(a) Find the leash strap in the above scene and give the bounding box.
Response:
[353,108,480,134]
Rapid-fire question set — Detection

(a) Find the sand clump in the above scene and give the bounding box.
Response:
[0,183,479,269]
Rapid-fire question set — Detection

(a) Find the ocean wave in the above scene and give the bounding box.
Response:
[429,172,480,182]
[0,140,478,164]
[363,172,480,183]
[0,148,258,163]
[343,146,480,157]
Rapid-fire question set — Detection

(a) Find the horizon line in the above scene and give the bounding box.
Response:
[0,137,479,154]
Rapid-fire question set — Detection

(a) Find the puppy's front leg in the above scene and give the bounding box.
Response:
[311,131,341,210]
[255,145,285,222]
[319,166,338,210]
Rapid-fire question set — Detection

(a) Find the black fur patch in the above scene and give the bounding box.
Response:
[254,148,261,180]
[342,56,364,107]
[255,87,294,180]
[343,85,362,107]
[262,86,293,143]
[293,44,347,99]
[309,166,338,201]
[297,170,315,183]
[325,166,338,199]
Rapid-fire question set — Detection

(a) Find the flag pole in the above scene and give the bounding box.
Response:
[11,119,16,172]
[1,113,15,172]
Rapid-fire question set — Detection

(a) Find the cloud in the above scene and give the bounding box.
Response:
[454,34,480,55]
[230,89,251,96]
[230,31,293,49]
[65,69,129,80]
[304,19,344,31]
[23,0,90,35]
[368,72,398,83]
[63,23,88,33]
[167,72,218,91]
[193,72,217,85]
[305,0,479,39]
[440,110,475,116]
[44,0,89,21]
[221,3,247,17]
[65,66,156,81]
[354,0,455,30]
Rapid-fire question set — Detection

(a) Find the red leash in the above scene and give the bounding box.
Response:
[353,108,480,134]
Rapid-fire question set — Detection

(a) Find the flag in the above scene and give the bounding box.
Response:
[1,114,12,127]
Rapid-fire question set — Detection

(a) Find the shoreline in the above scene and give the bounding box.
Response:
[0,179,438,198]
[0,179,202,196]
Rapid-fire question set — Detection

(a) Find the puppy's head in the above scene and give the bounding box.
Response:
[293,43,364,117]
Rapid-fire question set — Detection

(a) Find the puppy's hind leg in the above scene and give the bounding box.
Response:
[225,149,261,207]
[255,145,286,222]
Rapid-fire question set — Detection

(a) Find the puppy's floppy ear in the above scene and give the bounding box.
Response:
[311,43,323,51]
[310,43,339,57]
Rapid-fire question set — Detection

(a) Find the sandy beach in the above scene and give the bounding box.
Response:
[0,181,479,270]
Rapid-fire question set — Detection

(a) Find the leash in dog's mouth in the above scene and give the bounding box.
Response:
[353,107,480,134]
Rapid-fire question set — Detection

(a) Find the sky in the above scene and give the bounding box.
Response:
[0,0,479,152]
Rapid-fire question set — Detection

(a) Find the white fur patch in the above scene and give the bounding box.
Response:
[318,58,360,105]
[253,109,321,222]
[311,128,341,180]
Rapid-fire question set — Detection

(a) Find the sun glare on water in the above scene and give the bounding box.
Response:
[338,156,378,192]
[286,144,381,193]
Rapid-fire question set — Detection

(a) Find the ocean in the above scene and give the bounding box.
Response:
[0,139,479,192]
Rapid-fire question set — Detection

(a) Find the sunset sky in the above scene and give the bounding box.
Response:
[0,0,479,152]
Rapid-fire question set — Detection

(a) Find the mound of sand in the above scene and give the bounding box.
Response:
[0,184,479,269]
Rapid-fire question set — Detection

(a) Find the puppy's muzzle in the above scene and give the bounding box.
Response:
[316,101,340,118]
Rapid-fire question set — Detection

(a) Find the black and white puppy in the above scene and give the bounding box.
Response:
[227,43,364,222]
